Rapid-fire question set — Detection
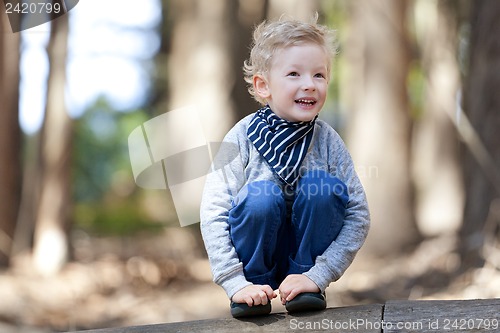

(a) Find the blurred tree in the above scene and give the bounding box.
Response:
[32,12,72,276]
[346,0,421,255]
[161,0,319,224]
[166,0,260,133]
[166,0,234,134]
[0,10,22,266]
[72,100,162,235]
[226,0,266,120]
[164,0,318,131]
[148,0,172,116]
[267,0,318,20]
[460,0,500,268]
[412,0,464,237]
[159,0,265,224]
[73,100,140,203]
[319,0,348,124]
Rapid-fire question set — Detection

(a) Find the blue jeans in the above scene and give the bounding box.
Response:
[228,170,348,290]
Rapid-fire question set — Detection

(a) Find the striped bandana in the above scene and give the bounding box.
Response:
[247,106,317,187]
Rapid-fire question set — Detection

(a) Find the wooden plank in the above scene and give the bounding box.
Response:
[77,304,383,333]
[73,299,500,332]
[383,299,500,333]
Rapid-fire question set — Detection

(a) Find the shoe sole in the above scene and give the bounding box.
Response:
[285,292,326,313]
[230,302,272,318]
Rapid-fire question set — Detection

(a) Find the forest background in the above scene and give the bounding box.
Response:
[0,0,499,332]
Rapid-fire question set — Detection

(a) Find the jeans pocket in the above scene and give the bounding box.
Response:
[287,256,313,275]
[245,264,278,289]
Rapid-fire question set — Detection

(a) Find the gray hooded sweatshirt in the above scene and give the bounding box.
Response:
[200,114,370,299]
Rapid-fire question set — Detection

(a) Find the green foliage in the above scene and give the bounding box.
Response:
[407,61,426,120]
[73,98,148,202]
[74,200,162,236]
[320,0,347,107]
[319,0,349,133]
[72,97,161,235]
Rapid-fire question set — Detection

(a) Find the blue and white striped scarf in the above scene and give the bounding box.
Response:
[247,106,316,187]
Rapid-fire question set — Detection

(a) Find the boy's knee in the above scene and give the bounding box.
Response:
[234,181,285,218]
[297,170,349,206]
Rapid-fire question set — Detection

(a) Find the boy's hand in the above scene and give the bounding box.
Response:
[278,274,320,305]
[231,284,277,307]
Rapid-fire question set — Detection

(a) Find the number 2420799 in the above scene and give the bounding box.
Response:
[5,2,62,14]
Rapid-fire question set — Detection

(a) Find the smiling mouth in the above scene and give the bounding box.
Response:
[295,98,317,106]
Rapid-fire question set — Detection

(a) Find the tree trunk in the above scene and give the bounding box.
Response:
[226,0,267,120]
[412,0,464,236]
[266,0,318,21]
[166,0,317,133]
[160,0,268,225]
[460,0,500,268]
[33,13,72,276]
[167,0,235,133]
[346,0,420,255]
[0,9,22,266]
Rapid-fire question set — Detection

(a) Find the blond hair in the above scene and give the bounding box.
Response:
[243,16,337,105]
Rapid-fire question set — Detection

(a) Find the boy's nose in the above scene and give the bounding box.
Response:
[302,77,316,91]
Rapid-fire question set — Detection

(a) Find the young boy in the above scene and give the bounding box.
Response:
[200,17,370,318]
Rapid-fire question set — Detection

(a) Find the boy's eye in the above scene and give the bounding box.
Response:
[314,73,325,79]
[287,72,299,77]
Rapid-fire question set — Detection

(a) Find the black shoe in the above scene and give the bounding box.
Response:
[230,301,272,318]
[285,292,326,313]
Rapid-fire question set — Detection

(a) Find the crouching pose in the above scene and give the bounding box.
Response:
[200,16,370,318]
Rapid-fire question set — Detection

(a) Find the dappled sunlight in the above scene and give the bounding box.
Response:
[1,0,499,331]
[1,228,229,331]
[3,230,499,331]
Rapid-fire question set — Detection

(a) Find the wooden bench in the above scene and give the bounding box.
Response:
[77,298,500,332]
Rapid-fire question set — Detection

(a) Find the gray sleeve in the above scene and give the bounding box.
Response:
[304,129,370,292]
[199,121,252,299]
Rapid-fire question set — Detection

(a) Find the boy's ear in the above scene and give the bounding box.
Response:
[253,74,271,100]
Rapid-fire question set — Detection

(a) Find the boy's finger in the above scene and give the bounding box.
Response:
[258,291,267,305]
[286,288,300,302]
[263,285,276,298]
[244,295,254,307]
[280,290,289,304]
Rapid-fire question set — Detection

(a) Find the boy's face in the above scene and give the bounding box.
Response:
[254,43,329,122]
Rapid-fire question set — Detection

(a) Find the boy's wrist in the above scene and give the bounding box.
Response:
[220,271,252,299]
[303,270,328,293]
